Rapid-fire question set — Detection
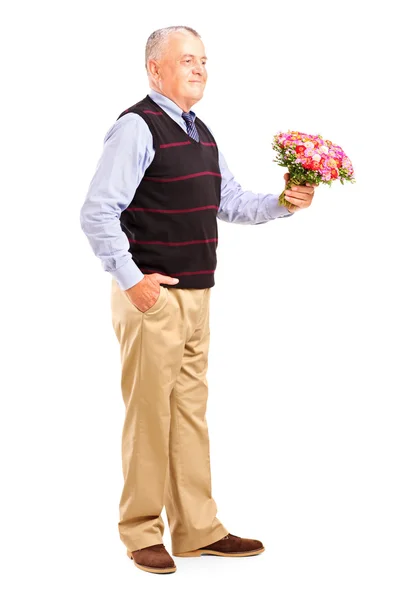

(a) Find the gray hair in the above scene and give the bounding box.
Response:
[145,26,201,72]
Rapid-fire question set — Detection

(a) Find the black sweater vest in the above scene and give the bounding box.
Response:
[116,95,221,289]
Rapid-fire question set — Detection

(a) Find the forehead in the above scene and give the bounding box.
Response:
[166,32,206,58]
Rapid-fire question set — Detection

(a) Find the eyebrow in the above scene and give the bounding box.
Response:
[181,53,208,60]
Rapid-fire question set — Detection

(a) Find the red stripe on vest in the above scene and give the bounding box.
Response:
[127,205,219,214]
[143,171,221,183]
[159,141,192,148]
[141,268,216,276]
[129,238,218,246]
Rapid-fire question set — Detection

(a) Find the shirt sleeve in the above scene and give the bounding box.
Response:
[204,123,293,224]
[80,113,154,290]
[217,150,293,224]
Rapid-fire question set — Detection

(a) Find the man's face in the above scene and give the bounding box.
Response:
[153,32,208,109]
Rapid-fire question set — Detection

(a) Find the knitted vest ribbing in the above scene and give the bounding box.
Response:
[116,95,221,289]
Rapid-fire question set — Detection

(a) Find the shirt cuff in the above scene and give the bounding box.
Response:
[265,194,294,219]
[110,259,144,290]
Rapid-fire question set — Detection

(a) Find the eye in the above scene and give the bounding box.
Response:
[183,58,207,67]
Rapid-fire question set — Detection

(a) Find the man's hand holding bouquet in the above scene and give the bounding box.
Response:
[274,130,355,213]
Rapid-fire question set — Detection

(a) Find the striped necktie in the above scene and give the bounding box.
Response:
[182,111,199,142]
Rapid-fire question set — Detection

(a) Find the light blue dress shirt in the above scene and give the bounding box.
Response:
[80,89,292,291]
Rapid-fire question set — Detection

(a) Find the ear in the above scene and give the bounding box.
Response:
[148,59,160,78]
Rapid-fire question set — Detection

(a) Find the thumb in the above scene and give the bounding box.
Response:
[156,275,180,285]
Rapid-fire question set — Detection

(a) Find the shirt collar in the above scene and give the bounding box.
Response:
[148,89,196,126]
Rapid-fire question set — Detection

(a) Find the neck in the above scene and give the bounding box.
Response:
[150,86,194,113]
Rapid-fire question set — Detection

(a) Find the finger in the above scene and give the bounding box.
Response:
[296,186,315,195]
[285,191,312,202]
[288,185,314,196]
[285,192,312,208]
[284,194,309,208]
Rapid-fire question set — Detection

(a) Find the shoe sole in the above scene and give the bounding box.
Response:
[173,546,265,558]
[127,551,177,574]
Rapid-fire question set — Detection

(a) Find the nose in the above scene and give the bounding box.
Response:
[192,60,206,77]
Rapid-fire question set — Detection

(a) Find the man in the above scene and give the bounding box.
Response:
[80,25,316,575]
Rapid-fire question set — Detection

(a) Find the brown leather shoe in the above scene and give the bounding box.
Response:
[173,533,265,557]
[127,543,177,574]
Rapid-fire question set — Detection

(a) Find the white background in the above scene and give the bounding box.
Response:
[1,1,399,598]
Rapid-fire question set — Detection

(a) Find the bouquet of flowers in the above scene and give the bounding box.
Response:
[272,130,355,209]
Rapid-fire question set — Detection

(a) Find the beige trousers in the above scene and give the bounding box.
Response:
[110,279,229,554]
